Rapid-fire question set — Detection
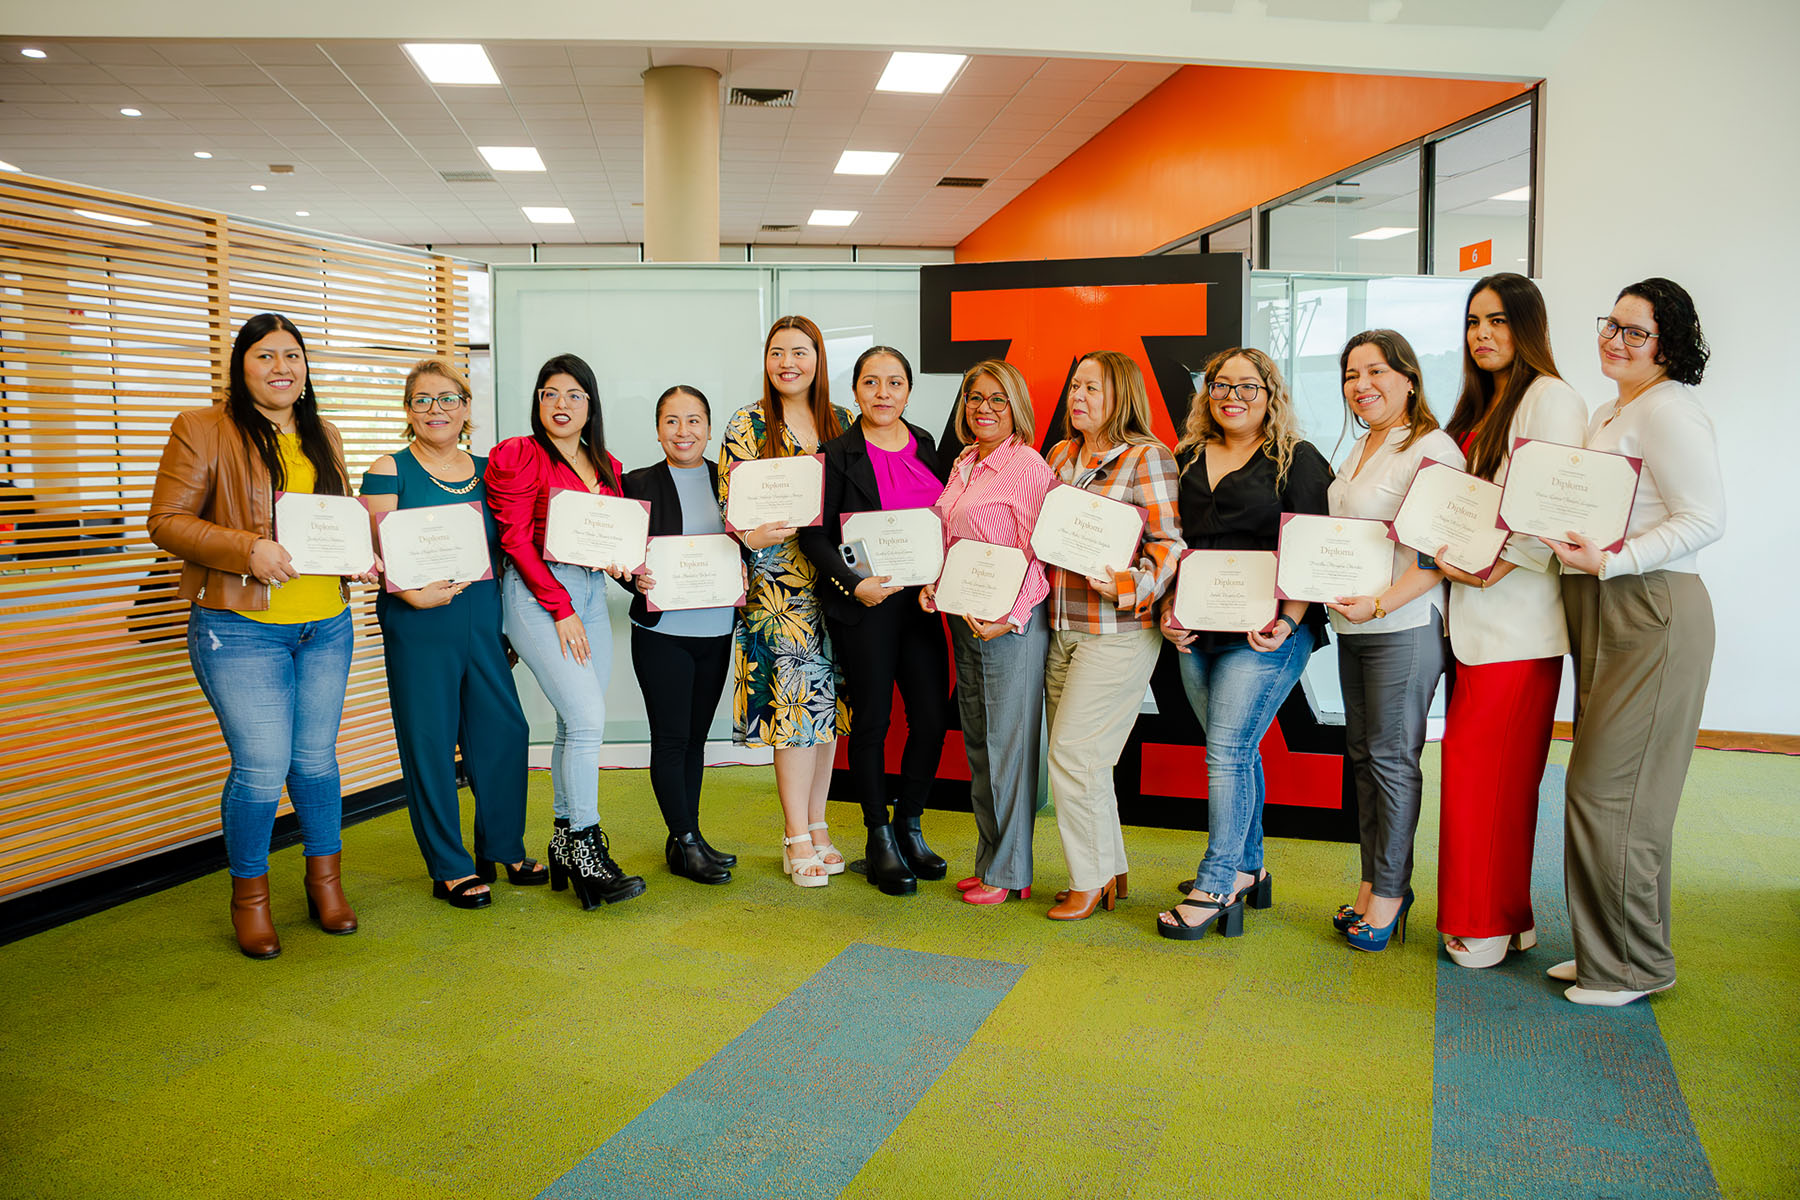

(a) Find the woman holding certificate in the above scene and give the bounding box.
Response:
[1434,273,1587,968]
[1042,351,1183,922]
[485,353,647,911]
[1321,331,1459,951]
[1156,348,1330,941]
[362,358,535,911]
[719,316,853,887]
[924,360,1056,907]
[1544,279,1723,1006]
[798,347,951,897]
[148,312,373,958]
[622,385,742,886]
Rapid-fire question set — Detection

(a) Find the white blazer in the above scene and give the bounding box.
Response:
[1447,374,1590,666]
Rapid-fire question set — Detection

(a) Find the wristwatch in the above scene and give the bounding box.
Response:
[1372,597,1387,620]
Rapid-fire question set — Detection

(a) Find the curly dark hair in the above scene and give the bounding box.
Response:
[1618,277,1709,386]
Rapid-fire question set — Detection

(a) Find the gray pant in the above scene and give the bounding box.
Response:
[951,605,1048,890]
[1338,612,1445,898]
[1562,571,1713,992]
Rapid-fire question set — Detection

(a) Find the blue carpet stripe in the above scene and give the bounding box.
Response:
[538,942,1025,1200]
[1432,763,1721,1199]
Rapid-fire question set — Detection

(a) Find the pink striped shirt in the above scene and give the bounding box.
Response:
[933,437,1056,630]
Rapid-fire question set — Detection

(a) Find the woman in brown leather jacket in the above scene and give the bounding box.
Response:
[148,312,377,959]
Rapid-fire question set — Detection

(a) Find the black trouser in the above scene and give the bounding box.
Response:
[629,624,732,836]
[828,591,950,829]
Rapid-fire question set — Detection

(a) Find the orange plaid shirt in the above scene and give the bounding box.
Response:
[1044,438,1184,634]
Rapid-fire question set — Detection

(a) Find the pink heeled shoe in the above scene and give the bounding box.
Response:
[963,882,1030,906]
[955,875,983,891]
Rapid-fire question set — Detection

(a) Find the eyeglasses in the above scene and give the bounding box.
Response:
[963,393,1010,412]
[1597,318,1658,348]
[1207,381,1265,402]
[538,389,589,406]
[407,393,468,412]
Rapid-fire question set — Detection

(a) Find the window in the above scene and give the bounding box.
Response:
[1267,151,1421,275]
[1430,105,1533,276]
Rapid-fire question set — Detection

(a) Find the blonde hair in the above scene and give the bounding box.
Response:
[954,359,1035,446]
[1176,347,1304,486]
[402,356,473,441]
[1061,350,1160,448]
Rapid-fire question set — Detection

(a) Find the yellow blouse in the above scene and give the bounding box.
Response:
[237,434,348,625]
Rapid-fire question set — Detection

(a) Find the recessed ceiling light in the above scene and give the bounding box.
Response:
[193,151,213,159]
[522,206,574,224]
[1489,186,1531,202]
[294,210,310,217]
[835,150,900,176]
[0,159,18,172]
[75,208,151,227]
[478,146,546,172]
[120,107,142,118]
[808,209,859,227]
[403,43,501,86]
[875,52,966,94]
[250,184,266,191]
[1348,226,1416,241]
[20,48,46,60]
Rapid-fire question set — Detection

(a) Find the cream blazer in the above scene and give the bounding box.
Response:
[1446,374,1590,666]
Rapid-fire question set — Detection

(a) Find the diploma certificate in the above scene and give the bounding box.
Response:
[932,539,1029,624]
[643,534,745,612]
[840,508,944,587]
[542,490,651,571]
[1169,550,1279,633]
[724,454,825,532]
[274,491,376,577]
[1275,513,1393,602]
[1497,438,1642,552]
[376,502,493,593]
[1028,484,1145,577]
[1389,459,1508,578]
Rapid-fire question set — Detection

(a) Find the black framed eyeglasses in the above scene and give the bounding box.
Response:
[407,393,468,412]
[1207,381,1265,402]
[1597,318,1657,348]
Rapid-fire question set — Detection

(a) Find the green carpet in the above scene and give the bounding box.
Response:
[1,746,1794,1199]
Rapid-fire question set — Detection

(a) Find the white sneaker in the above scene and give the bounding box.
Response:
[1547,959,1578,982]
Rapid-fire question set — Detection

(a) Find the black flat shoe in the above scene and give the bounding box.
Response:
[694,832,737,868]
[894,816,946,881]
[666,832,731,885]
[432,877,492,910]
[476,857,550,886]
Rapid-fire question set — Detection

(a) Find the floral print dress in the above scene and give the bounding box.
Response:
[717,402,853,748]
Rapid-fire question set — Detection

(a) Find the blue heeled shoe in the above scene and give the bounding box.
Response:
[1336,887,1411,935]
[1345,891,1414,953]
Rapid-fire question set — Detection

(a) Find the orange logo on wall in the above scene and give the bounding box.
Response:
[1461,240,1493,271]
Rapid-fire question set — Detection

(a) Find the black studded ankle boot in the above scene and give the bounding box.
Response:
[548,817,573,892]
[566,824,647,910]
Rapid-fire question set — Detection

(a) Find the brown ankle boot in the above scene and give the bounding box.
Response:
[303,853,358,934]
[1046,878,1119,921]
[230,875,280,959]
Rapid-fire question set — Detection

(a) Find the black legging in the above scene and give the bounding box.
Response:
[827,591,950,828]
[629,625,731,835]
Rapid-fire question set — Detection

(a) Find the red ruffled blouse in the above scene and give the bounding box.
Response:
[484,435,624,620]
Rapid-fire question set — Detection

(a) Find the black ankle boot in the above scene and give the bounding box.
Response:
[865,825,918,896]
[894,816,947,881]
[548,818,572,892]
[667,832,731,885]
[566,824,647,909]
[694,831,737,868]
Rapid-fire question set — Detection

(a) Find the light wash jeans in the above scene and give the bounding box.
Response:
[502,561,612,828]
[1179,626,1315,895]
[187,605,352,878]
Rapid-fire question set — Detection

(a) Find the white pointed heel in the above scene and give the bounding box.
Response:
[1546,959,1578,982]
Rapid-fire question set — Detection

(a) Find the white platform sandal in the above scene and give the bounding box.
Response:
[782,833,830,888]
[1444,927,1537,968]
[807,821,848,875]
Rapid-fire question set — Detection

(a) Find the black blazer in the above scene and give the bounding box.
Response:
[617,459,746,629]
[796,419,950,627]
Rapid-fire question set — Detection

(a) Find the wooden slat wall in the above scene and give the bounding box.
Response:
[0,174,469,899]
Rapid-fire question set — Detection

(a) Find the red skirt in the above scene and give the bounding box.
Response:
[1437,655,1562,938]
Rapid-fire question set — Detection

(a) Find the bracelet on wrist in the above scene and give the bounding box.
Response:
[1277,614,1299,635]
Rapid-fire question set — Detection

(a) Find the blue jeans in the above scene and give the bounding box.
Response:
[503,561,613,828]
[187,606,353,878]
[1179,626,1315,895]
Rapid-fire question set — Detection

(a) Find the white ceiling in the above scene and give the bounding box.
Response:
[0,40,1177,249]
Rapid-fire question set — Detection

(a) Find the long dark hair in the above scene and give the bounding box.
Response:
[758,315,843,459]
[1446,273,1563,481]
[1339,329,1438,452]
[529,353,617,492]
[225,312,346,495]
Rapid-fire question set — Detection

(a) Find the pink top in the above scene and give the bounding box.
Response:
[484,435,625,620]
[868,434,944,511]
[933,437,1056,630]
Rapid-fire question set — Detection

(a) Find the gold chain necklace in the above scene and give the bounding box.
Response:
[413,448,479,495]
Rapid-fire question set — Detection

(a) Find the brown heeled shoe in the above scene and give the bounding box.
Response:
[1053,872,1128,904]
[1046,877,1118,921]
[229,874,280,959]
[303,853,358,934]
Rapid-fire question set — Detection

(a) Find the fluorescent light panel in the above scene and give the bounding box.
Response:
[478,146,546,172]
[521,206,574,224]
[808,209,858,227]
[1490,186,1531,202]
[1349,226,1416,241]
[835,150,900,176]
[403,43,501,86]
[120,107,141,117]
[193,151,212,159]
[75,209,150,227]
[875,52,966,94]
[20,48,46,60]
